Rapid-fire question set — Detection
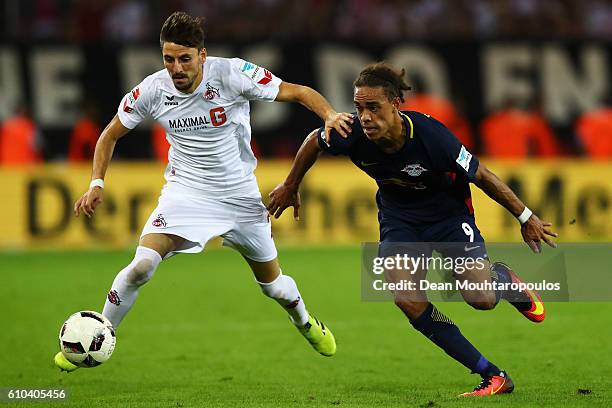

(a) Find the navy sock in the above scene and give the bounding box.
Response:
[410,303,500,377]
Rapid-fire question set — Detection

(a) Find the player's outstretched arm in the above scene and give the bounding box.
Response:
[474,163,558,253]
[275,81,353,141]
[268,129,322,220]
[74,114,130,218]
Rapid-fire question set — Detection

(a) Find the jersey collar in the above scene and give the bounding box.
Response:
[191,61,210,95]
[399,111,414,139]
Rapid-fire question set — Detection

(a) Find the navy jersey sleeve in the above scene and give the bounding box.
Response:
[316,126,355,156]
[415,112,479,182]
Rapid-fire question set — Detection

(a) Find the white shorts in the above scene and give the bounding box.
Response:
[141,182,277,262]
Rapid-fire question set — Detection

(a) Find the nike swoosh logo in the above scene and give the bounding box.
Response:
[526,289,545,315]
[464,245,480,251]
[492,377,506,395]
[360,161,378,167]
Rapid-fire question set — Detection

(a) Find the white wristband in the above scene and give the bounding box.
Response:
[517,206,532,224]
[89,179,104,190]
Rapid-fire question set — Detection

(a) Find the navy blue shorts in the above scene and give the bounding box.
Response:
[378,213,488,260]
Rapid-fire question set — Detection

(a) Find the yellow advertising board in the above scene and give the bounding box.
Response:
[0,159,611,250]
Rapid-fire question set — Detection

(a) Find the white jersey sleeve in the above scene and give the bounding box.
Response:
[117,75,157,129]
[228,58,282,102]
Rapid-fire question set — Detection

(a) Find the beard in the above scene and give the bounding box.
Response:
[172,75,194,91]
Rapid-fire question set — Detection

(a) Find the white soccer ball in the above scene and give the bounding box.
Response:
[58,311,116,367]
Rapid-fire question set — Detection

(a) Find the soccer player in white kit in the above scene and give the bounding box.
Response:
[54,11,353,372]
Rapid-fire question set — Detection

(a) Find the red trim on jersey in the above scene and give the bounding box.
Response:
[465,196,474,214]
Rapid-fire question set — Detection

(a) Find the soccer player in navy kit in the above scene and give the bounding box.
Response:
[267,62,558,397]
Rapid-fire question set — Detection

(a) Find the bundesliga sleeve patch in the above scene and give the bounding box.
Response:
[456,145,472,172]
[122,86,141,114]
[240,61,274,85]
[319,128,330,147]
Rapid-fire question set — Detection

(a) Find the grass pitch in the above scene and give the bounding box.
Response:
[1,246,610,407]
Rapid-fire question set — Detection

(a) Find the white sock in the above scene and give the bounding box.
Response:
[258,272,309,326]
[102,246,162,329]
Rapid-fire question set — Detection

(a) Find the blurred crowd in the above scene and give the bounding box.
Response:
[2,95,611,165]
[4,0,612,43]
[1,0,611,164]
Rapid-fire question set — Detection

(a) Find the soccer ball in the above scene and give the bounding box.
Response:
[58,311,116,367]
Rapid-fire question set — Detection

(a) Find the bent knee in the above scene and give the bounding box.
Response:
[467,295,497,311]
[127,258,155,285]
[259,279,285,299]
[261,285,284,299]
[394,297,428,319]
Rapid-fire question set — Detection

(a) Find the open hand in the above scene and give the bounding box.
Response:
[267,183,300,220]
[521,214,558,253]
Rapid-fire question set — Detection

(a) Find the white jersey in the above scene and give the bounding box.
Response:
[117,56,282,197]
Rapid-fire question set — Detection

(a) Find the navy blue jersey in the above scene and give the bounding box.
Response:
[317,111,479,225]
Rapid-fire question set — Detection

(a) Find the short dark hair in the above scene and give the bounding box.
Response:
[354,62,412,103]
[160,11,205,49]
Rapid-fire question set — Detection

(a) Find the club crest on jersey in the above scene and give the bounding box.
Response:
[152,213,167,227]
[401,163,428,177]
[123,86,140,113]
[107,289,121,306]
[204,82,220,100]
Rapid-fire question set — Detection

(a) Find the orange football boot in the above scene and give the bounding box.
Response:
[492,262,546,323]
[460,371,514,397]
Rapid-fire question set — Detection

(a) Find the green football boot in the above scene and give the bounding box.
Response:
[54,352,79,372]
[297,315,336,357]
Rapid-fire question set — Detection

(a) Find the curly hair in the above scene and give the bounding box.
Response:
[354,62,412,102]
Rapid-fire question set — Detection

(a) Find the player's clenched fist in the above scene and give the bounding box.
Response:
[74,187,104,218]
